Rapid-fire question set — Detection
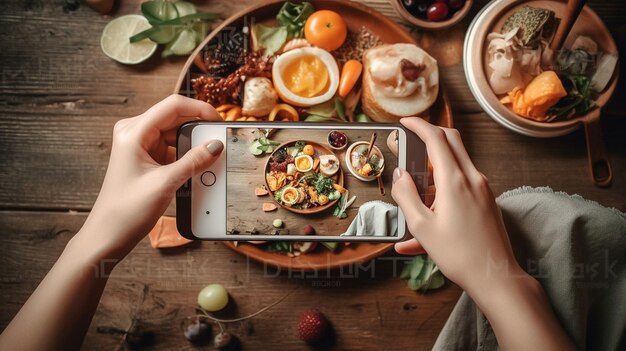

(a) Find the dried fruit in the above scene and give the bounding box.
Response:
[297,309,330,343]
[214,331,240,351]
[184,319,212,345]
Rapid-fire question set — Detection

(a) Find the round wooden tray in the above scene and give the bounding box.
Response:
[265,140,344,214]
[175,0,453,271]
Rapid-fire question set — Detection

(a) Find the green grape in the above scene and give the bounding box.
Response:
[198,284,229,311]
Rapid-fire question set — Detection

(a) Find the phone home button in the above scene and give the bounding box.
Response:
[200,171,216,187]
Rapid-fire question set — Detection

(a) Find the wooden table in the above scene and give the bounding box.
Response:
[226,127,397,237]
[0,0,624,350]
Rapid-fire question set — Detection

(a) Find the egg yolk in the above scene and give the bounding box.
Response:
[283,189,297,202]
[296,157,311,170]
[282,55,329,98]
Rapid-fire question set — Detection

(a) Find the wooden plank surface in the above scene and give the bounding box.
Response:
[225,127,397,237]
[0,0,625,350]
[0,211,461,350]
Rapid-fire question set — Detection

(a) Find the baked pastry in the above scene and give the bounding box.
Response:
[362,44,439,122]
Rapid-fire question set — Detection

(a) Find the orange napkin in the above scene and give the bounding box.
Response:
[148,216,193,249]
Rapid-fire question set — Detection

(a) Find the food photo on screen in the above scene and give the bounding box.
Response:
[225,127,399,237]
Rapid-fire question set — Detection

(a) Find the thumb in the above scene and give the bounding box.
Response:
[164,139,224,187]
[391,168,430,234]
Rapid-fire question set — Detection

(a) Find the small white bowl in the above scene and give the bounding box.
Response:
[345,141,385,182]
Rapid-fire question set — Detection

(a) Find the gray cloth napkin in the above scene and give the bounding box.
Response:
[341,200,398,237]
[433,186,626,351]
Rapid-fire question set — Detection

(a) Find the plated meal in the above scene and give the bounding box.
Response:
[265,140,345,214]
[187,1,440,124]
[484,5,618,123]
[176,0,449,270]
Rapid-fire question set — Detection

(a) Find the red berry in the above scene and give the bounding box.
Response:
[427,2,449,21]
[449,0,465,10]
[297,309,329,343]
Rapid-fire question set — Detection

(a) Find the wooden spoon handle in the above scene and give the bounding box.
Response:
[583,110,612,187]
[366,132,377,159]
[550,0,586,52]
[377,174,385,196]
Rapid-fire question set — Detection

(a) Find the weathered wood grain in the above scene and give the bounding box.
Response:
[0,211,461,350]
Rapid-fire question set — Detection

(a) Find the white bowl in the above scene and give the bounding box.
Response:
[345,141,385,182]
[463,0,618,138]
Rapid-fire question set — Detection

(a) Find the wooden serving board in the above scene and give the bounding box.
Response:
[175,0,452,271]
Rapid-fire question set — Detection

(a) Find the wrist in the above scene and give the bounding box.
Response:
[63,228,121,277]
[467,266,542,316]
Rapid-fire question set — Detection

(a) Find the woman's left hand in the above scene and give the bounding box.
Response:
[77,95,224,259]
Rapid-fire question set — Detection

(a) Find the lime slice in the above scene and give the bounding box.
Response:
[101,15,157,65]
[174,1,197,17]
[149,26,177,44]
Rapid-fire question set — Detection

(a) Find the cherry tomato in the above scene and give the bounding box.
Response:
[304,10,347,52]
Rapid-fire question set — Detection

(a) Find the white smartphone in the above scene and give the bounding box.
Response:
[176,122,427,242]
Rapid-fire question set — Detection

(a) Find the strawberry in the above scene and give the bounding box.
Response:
[297,309,329,343]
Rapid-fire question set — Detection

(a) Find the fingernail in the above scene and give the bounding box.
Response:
[393,168,403,184]
[207,140,224,156]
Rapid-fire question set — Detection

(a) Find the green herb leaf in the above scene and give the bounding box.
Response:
[252,24,288,57]
[142,0,179,25]
[321,242,338,251]
[130,12,220,43]
[355,113,372,123]
[335,98,347,122]
[400,255,446,292]
[276,1,314,39]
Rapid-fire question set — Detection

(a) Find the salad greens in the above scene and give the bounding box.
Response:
[548,74,595,121]
[400,255,445,292]
[305,98,348,122]
[333,190,356,219]
[249,137,280,156]
[276,1,315,39]
[252,1,314,56]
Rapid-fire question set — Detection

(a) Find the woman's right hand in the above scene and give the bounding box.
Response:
[391,117,523,295]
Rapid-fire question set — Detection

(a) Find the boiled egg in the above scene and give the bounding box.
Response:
[272,47,339,107]
[281,187,300,206]
[294,155,314,172]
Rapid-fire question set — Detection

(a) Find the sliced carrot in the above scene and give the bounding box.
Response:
[269,103,299,121]
[255,186,269,196]
[313,158,320,171]
[338,60,363,97]
[262,202,278,212]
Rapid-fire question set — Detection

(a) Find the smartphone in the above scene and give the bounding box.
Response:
[176,122,427,242]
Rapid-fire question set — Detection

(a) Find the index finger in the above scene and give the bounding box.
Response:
[143,94,222,132]
[400,117,462,186]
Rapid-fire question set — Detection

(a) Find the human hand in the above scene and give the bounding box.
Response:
[392,118,523,295]
[77,95,224,259]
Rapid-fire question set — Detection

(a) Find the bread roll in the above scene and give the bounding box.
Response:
[362,44,439,122]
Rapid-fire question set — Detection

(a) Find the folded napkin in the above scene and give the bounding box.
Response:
[433,186,626,351]
[341,200,398,237]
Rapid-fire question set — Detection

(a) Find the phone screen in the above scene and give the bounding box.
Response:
[224,126,401,238]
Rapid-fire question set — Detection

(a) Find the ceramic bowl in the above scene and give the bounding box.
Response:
[464,0,619,137]
[391,0,473,30]
[345,142,385,182]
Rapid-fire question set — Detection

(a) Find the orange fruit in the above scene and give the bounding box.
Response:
[304,10,347,52]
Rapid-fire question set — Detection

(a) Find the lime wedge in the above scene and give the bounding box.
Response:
[174,1,197,17]
[163,28,196,57]
[149,26,177,44]
[100,15,157,65]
